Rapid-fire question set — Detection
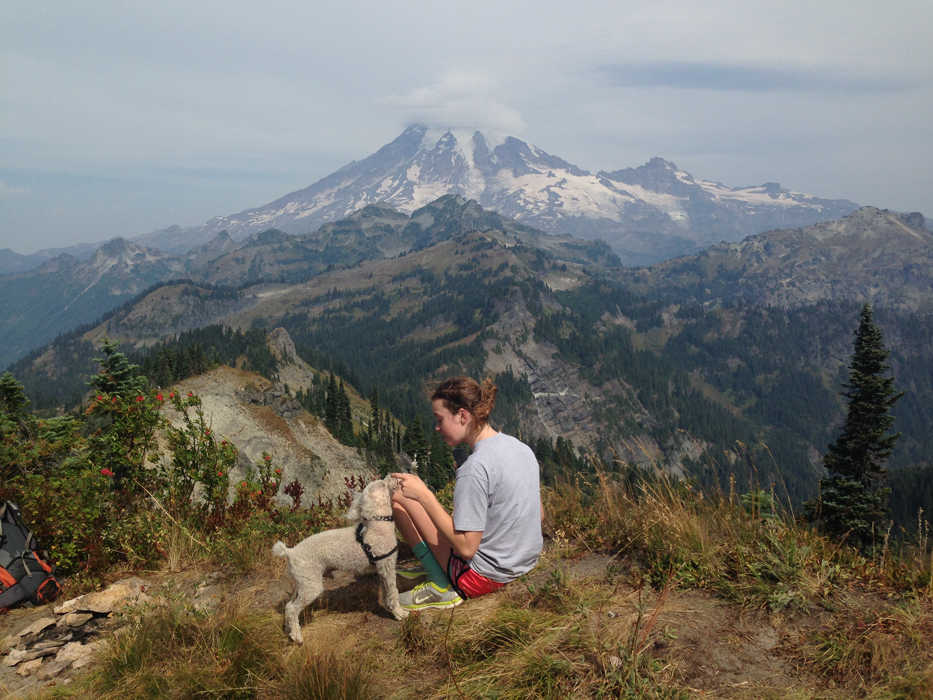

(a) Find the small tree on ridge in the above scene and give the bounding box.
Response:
[817,304,903,550]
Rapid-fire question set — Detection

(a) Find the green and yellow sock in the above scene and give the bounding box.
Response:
[412,541,451,589]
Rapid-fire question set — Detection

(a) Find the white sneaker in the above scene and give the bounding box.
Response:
[399,581,463,610]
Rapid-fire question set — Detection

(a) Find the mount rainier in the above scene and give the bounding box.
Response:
[139,124,858,264]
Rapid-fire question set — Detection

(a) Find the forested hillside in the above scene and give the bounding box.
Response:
[6,198,932,530]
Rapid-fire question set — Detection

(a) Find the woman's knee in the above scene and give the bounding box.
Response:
[392,499,410,519]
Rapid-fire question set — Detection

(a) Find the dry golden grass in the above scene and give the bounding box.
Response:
[24,466,932,699]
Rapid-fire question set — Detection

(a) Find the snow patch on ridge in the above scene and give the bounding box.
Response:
[698,180,815,208]
[608,182,688,220]
[494,169,632,221]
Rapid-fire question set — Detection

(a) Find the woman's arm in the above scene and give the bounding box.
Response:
[392,472,482,559]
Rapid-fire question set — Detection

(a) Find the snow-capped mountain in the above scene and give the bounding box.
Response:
[138,124,858,264]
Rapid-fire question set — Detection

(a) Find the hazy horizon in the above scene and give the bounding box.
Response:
[2,1,931,254]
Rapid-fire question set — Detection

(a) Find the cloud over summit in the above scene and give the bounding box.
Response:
[382,70,526,134]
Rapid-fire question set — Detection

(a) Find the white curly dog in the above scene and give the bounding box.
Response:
[272,475,408,643]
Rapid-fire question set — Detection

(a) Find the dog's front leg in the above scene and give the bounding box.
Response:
[377,558,408,620]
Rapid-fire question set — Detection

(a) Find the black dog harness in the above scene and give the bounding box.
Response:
[355,515,397,565]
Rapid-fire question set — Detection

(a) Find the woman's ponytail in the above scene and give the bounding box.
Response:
[432,376,498,426]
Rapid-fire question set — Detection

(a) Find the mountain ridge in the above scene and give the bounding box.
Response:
[630,206,933,311]
[135,124,860,264]
[0,196,617,368]
[9,198,933,501]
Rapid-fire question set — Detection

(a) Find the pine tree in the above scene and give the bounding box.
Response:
[337,379,353,444]
[0,371,30,419]
[324,372,339,433]
[817,304,903,550]
[90,339,147,397]
[426,429,456,491]
[1,373,34,480]
[87,340,161,487]
[402,419,429,470]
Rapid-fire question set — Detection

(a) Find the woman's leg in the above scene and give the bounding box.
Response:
[392,492,452,569]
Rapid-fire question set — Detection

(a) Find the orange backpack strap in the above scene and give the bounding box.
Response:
[29,551,53,574]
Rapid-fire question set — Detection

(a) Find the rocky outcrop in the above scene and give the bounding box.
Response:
[1,577,148,684]
[162,366,372,503]
[266,326,319,395]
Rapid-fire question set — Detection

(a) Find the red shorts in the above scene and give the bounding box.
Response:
[447,551,505,599]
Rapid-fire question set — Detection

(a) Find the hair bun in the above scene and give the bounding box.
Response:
[432,376,498,425]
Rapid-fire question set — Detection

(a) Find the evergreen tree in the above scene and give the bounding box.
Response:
[336,379,354,444]
[368,387,380,444]
[0,371,30,420]
[90,339,147,397]
[324,372,339,433]
[425,429,456,491]
[817,304,903,549]
[1,373,34,481]
[402,419,429,470]
[87,340,161,487]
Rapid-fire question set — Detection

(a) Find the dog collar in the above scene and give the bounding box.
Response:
[355,522,398,565]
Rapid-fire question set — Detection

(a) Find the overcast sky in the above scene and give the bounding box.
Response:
[2,1,931,254]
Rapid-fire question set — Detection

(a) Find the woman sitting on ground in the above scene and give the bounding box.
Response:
[392,376,543,609]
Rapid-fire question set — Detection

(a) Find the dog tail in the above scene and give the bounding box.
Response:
[272,541,289,558]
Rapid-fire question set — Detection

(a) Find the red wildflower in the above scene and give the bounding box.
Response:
[169,392,175,399]
[136,395,144,402]
[156,393,163,402]
[275,468,282,474]
[217,471,223,477]
[204,429,211,436]
[264,455,272,462]
[187,392,193,397]
[241,481,247,488]
[100,468,115,477]
[96,395,103,401]
[112,397,117,403]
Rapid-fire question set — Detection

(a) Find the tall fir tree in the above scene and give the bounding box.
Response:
[324,372,339,434]
[0,371,30,421]
[90,339,148,397]
[336,379,353,444]
[817,304,903,550]
[426,429,456,491]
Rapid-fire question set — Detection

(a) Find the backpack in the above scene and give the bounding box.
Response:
[0,501,62,613]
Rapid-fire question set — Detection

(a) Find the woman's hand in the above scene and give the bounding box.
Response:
[390,472,432,503]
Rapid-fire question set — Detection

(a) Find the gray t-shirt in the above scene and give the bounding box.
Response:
[452,432,543,582]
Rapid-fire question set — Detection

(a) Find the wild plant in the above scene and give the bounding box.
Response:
[162,390,236,527]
